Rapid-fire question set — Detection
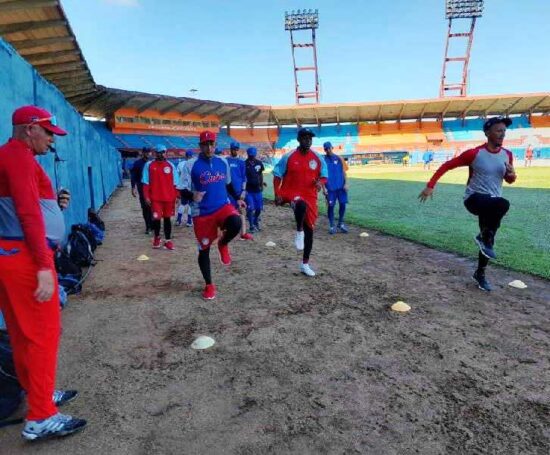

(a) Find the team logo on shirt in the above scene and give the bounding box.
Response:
[309,160,318,170]
[201,238,210,246]
[163,166,171,174]
[254,165,262,172]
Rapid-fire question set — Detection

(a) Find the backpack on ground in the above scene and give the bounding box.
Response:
[67,227,94,267]
[0,333,24,427]
[85,222,104,246]
[88,209,105,232]
[72,224,98,252]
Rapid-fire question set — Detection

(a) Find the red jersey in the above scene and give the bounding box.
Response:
[142,159,178,202]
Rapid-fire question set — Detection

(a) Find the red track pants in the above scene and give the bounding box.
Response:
[0,239,60,421]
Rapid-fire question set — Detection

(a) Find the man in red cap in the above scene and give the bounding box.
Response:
[180,131,245,299]
[0,106,86,440]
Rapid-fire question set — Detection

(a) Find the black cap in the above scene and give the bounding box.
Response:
[483,116,512,132]
[297,127,316,138]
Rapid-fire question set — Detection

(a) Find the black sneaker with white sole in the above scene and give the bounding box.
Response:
[53,390,78,407]
[474,234,496,259]
[22,413,87,441]
[472,269,492,292]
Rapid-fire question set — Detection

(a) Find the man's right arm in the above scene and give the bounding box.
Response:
[6,153,52,271]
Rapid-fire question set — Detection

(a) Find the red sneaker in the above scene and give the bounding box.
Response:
[202,284,216,300]
[152,236,161,249]
[240,233,254,241]
[163,240,175,251]
[218,242,231,265]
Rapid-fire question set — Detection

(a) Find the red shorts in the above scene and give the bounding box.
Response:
[280,194,318,229]
[193,204,239,250]
[151,200,175,219]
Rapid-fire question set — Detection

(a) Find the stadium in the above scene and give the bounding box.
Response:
[0,0,549,453]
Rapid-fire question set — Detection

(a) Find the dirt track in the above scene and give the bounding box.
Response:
[2,185,549,454]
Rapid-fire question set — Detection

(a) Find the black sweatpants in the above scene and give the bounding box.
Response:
[138,190,153,231]
[198,215,241,284]
[464,192,510,269]
[293,200,314,263]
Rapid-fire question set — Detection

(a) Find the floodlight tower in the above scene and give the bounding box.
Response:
[440,0,483,97]
[284,9,320,104]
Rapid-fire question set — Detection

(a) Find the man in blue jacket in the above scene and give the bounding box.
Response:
[180,131,246,300]
[323,142,349,234]
[245,147,265,232]
[226,141,253,240]
[131,147,153,234]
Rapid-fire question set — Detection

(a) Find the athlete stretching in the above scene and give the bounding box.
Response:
[180,131,245,299]
[273,128,328,277]
[419,117,517,291]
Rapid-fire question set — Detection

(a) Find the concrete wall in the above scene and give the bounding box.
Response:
[0,38,122,229]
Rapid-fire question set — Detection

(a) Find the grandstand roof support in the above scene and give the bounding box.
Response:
[459,99,477,118]
[78,91,110,113]
[22,49,79,62]
[136,98,162,113]
[13,36,75,51]
[0,19,67,35]
[38,62,85,75]
[246,109,263,124]
[63,86,98,98]
[222,108,247,124]
[197,104,223,118]
[159,100,188,115]
[440,100,453,119]
[48,73,91,85]
[481,98,501,118]
[179,102,207,116]
[108,95,141,114]
[527,97,548,115]
[336,108,340,126]
[313,108,320,127]
[505,97,525,116]
[69,91,99,105]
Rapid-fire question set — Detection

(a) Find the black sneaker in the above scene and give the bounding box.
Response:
[474,234,496,259]
[472,270,492,291]
[22,413,87,441]
[53,390,78,407]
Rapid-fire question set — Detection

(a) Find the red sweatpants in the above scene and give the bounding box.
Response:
[0,239,60,420]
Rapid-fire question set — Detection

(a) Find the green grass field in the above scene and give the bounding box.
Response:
[264,165,550,279]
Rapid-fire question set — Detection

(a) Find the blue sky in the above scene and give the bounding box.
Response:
[63,0,549,106]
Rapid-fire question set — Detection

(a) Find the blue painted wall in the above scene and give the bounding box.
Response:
[0,38,122,229]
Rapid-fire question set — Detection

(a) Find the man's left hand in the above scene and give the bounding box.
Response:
[57,189,71,210]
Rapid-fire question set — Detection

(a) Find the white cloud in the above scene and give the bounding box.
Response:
[103,0,140,6]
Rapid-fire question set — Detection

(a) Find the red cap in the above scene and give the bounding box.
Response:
[199,130,216,144]
[12,105,67,136]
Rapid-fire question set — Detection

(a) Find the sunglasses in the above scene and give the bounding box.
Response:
[29,115,58,126]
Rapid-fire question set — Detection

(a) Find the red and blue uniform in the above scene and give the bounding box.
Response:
[0,138,62,420]
[181,154,238,249]
[273,149,328,228]
[142,160,178,219]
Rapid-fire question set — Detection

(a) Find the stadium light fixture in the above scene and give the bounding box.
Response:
[445,0,484,20]
[284,9,319,31]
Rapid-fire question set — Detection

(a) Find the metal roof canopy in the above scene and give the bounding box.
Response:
[269,93,550,126]
[0,0,96,101]
[0,1,547,128]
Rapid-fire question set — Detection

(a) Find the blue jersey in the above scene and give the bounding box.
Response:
[226,156,247,195]
[180,153,232,217]
[323,154,347,191]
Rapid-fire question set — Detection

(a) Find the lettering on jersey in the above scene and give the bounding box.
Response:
[309,159,318,170]
[163,166,172,174]
[199,170,226,185]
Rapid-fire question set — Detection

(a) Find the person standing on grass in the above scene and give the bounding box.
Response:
[244,147,266,233]
[524,144,533,167]
[142,144,178,251]
[226,141,253,240]
[273,128,328,277]
[0,105,86,441]
[322,141,349,235]
[131,147,153,234]
[418,116,517,292]
[180,131,245,300]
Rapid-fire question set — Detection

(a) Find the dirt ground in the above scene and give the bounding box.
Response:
[2,184,549,454]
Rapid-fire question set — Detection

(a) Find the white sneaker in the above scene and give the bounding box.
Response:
[294,231,305,250]
[300,263,316,277]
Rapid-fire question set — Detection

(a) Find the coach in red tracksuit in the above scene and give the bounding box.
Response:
[0,107,69,422]
[142,144,178,250]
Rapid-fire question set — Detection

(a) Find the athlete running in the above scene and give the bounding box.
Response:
[226,141,253,240]
[419,116,517,291]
